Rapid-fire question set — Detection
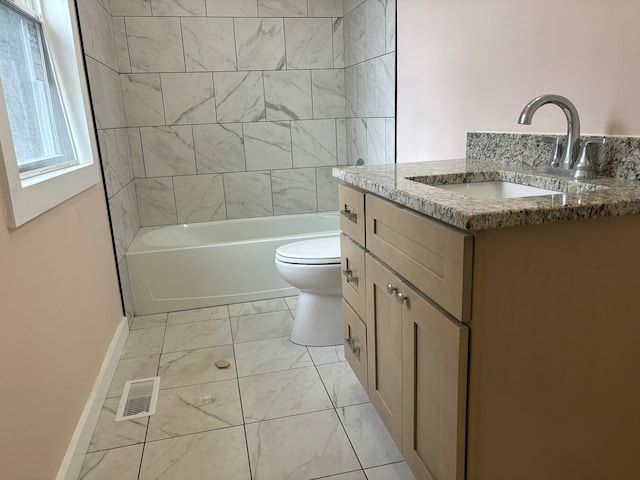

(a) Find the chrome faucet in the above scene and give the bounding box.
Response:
[518,94,605,179]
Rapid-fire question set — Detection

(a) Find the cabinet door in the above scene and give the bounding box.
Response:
[402,283,469,480]
[365,254,403,447]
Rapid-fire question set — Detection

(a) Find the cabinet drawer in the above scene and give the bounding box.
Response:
[343,300,368,391]
[340,234,366,320]
[339,184,365,245]
[366,194,473,322]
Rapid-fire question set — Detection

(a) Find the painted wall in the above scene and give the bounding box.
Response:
[0,161,122,477]
[397,0,640,162]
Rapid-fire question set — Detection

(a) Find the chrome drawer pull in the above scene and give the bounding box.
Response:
[386,283,397,295]
[343,269,358,284]
[340,208,358,223]
[345,337,361,359]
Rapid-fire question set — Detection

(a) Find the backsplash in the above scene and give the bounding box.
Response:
[466,132,640,180]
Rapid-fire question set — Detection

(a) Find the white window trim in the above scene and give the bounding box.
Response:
[0,0,99,229]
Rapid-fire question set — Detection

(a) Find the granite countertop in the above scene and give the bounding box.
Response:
[333,159,640,231]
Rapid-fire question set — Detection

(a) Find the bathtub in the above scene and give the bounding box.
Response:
[126,212,340,315]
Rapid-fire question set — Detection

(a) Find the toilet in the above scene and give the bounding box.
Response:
[275,236,342,346]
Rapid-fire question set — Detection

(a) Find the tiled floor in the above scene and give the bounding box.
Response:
[79,297,416,480]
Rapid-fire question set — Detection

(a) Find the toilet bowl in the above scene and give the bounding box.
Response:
[275,236,342,346]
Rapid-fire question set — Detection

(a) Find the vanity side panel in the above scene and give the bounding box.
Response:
[466,214,640,480]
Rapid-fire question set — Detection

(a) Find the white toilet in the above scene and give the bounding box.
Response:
[275,236,342,346]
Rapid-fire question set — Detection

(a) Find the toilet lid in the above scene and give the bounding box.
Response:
[276,237,341,265]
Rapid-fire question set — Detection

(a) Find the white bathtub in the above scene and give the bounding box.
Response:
[126,212,340,315]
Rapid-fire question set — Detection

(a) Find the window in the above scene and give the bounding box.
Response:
[0,0,98,228]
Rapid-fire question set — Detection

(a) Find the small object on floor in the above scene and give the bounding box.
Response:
[215,359,231,369]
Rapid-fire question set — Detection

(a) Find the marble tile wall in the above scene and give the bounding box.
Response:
[78,0,140,320]
[344,0,396,166]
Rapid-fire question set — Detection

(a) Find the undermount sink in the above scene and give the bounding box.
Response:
[434,181,562,199]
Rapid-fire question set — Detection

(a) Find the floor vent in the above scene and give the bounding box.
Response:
[115,377,160,422]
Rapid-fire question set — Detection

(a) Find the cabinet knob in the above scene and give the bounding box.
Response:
[386,283,397,295]
[396,292,408,304]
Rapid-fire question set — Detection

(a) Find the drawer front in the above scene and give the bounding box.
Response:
[343,299,368,391]
[366,194,473,322]
[340,234,367,320]
[339,184,365,245]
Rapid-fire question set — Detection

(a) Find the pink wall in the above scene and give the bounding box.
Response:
[0,184,123,479]
[397,0,640,162]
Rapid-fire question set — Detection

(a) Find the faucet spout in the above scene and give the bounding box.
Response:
[518,94,581,169]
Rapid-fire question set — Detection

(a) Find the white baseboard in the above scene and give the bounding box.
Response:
[55,317,129,480]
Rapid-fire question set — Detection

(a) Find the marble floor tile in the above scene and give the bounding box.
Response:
[228,298,289,317]
[130,313,167,330]
[234,336,313,377]
[314,471,367,480]
[121,326,165,359]
[239,366,332,423]
[79,444,143,480]
[162,319,232,353]
[146,379,243,441]
[245,410,361,480]
[317,361,369,408]
[107,354,160,398]
[284,295,298,310]
[308,344,345,365]
[88,398,148,453]
[139,427,251,480]
[166,305,229,325]
[337,403,403,469]
[364,462,416,480]
[230,310,293,343]
[158,345,236,389]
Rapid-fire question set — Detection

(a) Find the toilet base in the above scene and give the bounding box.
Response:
[290,292,342,347]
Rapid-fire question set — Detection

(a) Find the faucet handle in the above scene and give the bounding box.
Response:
[574,137,606,180]
[541,136,564,168]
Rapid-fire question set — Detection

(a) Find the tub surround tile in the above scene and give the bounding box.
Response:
[345,4,365,67]
[366,117,385,166]
[110,182,140,260]
[234,18,286,71]
[347,118,367,166]
[244,122,293,171]
[365,462,416,480]
[122,326,165,358]
[135,177,178,226]
[291,119,338,167]
[272,168,318,214]
[263,70,313,121]
[376,53,396,117]
[223,171,274,219]
[234,336,313,377]
[285,18,334,70]
[150,0,206,16]
[333,17,345,68]
[194,123,246,173]
[307,344,345,365]
[126,17,185,73]
[118,257,135,322]
[120,74,165,127]
[161,73,216,125]
[317,166,340,211]
[239,367,333,423]
[344,0,366,16]
[163,319,232,353]
[385,118,395,164]
[146,380,243,441]
[158,345,236,389]
[107,354,161,398]
[167,306,230,325]
[100,129,133,197]
[140,126,196,177]
[345,65,358,118]
[77,0,118,71]
[258,0,307,17]
[317,361,369,408]
[245,410,361,480]
[112,17,131,73]
[85,57,126,129]
[128,128,146,178]
[182,18,237,72]
[88,398,149,452]
[230,310,294,343]
[131,313,168,330]
[139,427,251,480]
[205,0,258,17]
[308,0,343,17]
[228,298,289,317]
[110,0,151,16]
[79,445,144,480]
[312,69,346,119]
[337,119,348,165]
[174,174,227,223]
[365,0,385,60]
[337,403,404,468]
[214,71,266,123]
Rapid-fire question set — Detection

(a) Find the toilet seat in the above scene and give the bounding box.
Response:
[275,237,340,265]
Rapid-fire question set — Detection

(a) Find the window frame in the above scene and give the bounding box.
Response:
[0,0,99,229]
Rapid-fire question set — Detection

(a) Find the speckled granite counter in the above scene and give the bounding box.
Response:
[333,158,640,231]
